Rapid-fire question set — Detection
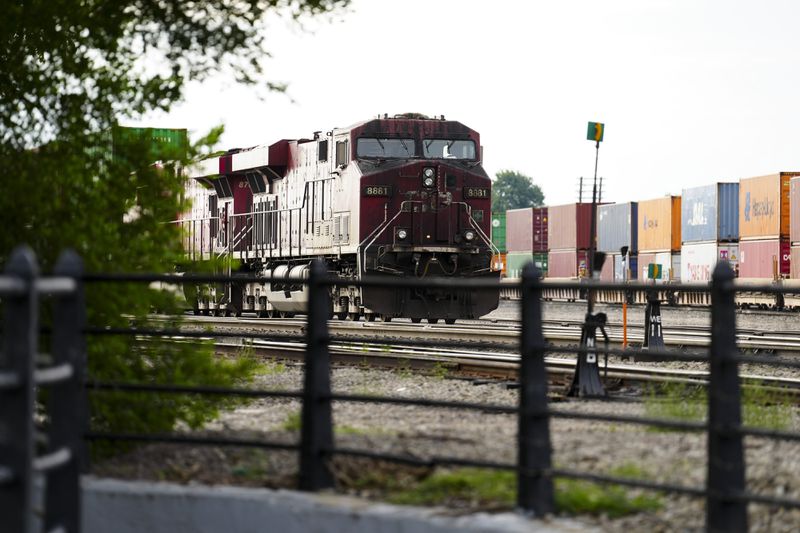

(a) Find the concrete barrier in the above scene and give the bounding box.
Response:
[82,477,596,533]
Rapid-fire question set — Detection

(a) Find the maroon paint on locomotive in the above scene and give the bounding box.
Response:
[353,118,490,247]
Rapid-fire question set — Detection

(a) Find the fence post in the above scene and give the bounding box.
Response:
[706,261,747,532]
[0,246,38,533]
[517,263,555,515]
[299,259,334,491]
[45,250,86,533]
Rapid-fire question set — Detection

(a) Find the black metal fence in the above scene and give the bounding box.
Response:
[4,246,800,532]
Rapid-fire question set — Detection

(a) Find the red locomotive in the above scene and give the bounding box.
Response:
[180,114,500,322]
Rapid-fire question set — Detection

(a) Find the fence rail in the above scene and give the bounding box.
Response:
[3,247,800,532]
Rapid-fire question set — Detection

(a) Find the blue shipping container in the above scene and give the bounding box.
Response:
[681,183,739,243]
[597,202,638,253]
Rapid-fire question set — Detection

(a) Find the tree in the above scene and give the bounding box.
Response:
[492,170,545,212]
[0,1,349,443]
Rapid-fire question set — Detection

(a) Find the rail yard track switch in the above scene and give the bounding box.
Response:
[642,289,665,351]
[567,312,609,398]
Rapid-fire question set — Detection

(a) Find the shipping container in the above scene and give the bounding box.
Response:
[616,254,638,281]
[505,251,548,278]
[739,173,800,240]
[739,238,790,278]
[547,249,589,278]
[791,177,800,244]
[547,203,593,250]
[491,212,507,252]
[599,254,615,281]
[532,207,548,252]
[505,208,548,252]
[792,246,800,278]
[681,183,739,243]
[638,252,677,282]
[597,202,638,253]
[114,126,189,161]
[637,196,681,252]
[492,252,507,276]
[680,242,740,282]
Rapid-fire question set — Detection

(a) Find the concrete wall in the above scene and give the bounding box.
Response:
[82,477,594,533]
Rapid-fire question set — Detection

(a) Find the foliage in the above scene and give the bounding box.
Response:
[0,1,348,445]
[384,467,661,517]
[491,170,545,212]
[643,382,793,430]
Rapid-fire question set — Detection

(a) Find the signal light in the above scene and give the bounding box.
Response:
[464,230,475,242]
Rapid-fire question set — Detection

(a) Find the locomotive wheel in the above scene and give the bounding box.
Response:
[193,308,200,316]
[337,312,348,320]
[279,311,289,319]
[445,318,456,325]
[365,314,376,322]
[202,309,210,316]
[347,313,359,321]
[257,310,268,318]
[411,317,421,324]
[427,318,439,324]
[286,312,295,319]
[382,315,392,322]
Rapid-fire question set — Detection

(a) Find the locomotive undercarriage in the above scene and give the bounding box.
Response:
[185,246,499,322]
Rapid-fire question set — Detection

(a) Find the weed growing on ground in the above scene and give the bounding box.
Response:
[430,361,449,380]
[383,465,661,517]
[282,411,302,432]
[643,381,793,430]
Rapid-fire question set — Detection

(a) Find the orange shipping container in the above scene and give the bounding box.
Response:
[492,253,507,276]
[637,196,681,252]
[739,172,799,240]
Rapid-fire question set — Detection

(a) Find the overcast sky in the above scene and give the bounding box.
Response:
[133,0,800,206]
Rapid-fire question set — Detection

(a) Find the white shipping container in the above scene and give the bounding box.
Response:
[680,242,739,282]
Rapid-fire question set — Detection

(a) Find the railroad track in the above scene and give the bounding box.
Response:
[211,338,800,394]
[181,315,800,353]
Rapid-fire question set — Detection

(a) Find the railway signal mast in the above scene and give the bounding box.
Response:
[567,122,608,398]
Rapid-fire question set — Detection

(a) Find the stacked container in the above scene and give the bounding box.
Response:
[738,173,798,278]
[679,183,739,282]
[546,203,593,278]
[596,202,638,281]
[504,207,548,278]
[637,196,682,281]
[490,212,507,276]
[790,177,800,278]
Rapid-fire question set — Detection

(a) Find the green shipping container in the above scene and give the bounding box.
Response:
[491,212,507,253]
[114,127,189,161]
[505,251,548,278]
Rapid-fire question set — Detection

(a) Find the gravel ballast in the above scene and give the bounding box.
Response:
[94,360,800,532]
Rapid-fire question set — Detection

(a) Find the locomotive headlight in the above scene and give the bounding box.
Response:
[422,167,436,187]
[464,230,476,241]
[396,229,408,240]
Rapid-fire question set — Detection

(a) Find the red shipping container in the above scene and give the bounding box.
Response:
[599,254,615,281]
[739,238,790,279]
[547,249,589,278]
[532,207,548,252]
[547,203,593,250]
[506,207,548,252]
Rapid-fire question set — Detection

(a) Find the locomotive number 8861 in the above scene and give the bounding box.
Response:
[179,113,501,323]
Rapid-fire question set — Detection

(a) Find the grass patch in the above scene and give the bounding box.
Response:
[383,465,660,517]
[255,359,288,376]
[282,411,302,432]
[231,450,270,480]
[644,381,793,430]
[429,361,449,380]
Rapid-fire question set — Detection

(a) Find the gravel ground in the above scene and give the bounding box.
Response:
[94,363,800,532]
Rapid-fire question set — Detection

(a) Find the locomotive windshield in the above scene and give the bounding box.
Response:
[356,138,415,158]
[423,139,476,160]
